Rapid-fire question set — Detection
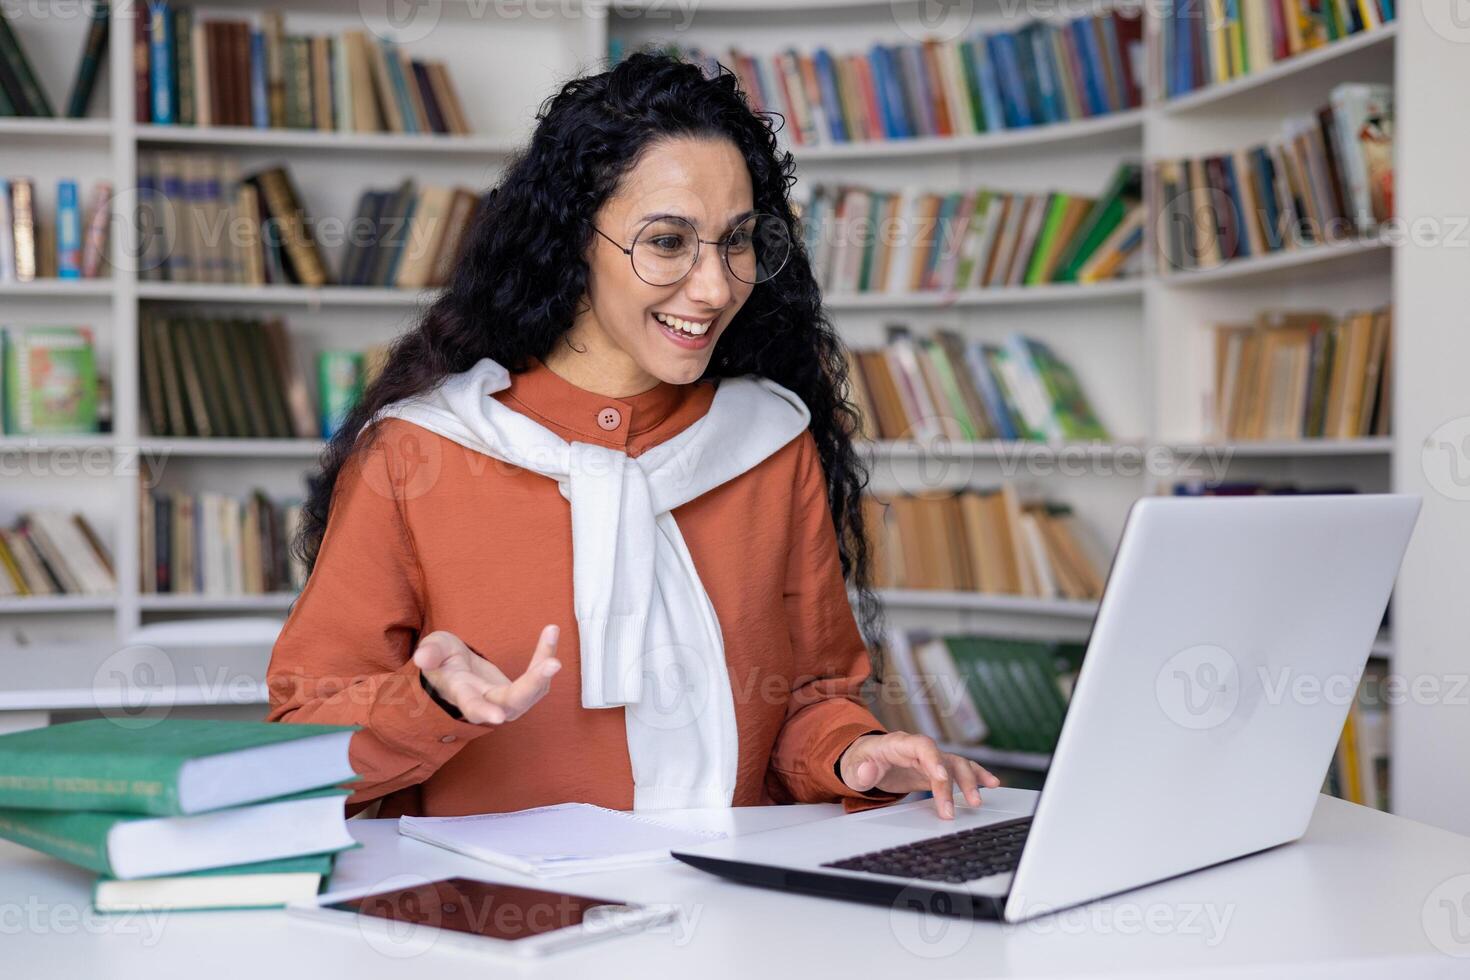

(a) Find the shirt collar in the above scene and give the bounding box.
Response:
[497,356,692,448]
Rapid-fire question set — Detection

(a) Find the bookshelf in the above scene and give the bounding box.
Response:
[4,1,1462,830]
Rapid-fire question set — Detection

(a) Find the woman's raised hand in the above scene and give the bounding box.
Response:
[411,624,562,725]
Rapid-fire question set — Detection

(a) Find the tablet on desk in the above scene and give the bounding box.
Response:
[288,876,676,958]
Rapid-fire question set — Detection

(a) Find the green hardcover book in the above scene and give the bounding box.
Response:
[318,350,365,439]
[947,637,1019,750]
[2,327,98,434]
[1023,338,1109,440]
[982,643,1052,753]
[0,6,55,116]
[0,718,358,815]
[950,191,994,291]
[919,338,979,440]
[0,787,355,879]
[1053,163,1143,283]
[93,851,341,913]
[1023,195,1073,286]
[856,190,880,293]
[963,639,1036,751]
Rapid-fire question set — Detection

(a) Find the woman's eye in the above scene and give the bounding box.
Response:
[650,235,686,251]
[725,232,753,251]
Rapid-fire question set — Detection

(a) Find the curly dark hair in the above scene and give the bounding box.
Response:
[297,51,886,664]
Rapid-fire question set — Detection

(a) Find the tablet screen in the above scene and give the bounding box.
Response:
[327,877,631,941]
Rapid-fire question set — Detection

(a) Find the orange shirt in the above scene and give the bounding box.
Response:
[266,357,905,818]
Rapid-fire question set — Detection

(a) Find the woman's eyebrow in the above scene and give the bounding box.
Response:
[636,209,757,230]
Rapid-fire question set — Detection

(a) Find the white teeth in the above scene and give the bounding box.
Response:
[654,312,710,336]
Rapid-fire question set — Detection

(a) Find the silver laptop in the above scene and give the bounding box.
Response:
[673,494,1420,922]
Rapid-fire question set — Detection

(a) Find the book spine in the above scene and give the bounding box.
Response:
[56,180,82,279]
[149,1,174,124]
[65,2,110,118]
[0,809,115,876]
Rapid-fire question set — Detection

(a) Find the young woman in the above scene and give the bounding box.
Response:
[266,53,999,821]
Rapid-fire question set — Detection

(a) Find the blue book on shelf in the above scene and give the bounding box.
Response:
[1011,25,1048,126]
[811,48,848,143]
[986,32,1031,128]
[923,194,960,289]
[1251,147,1285,251]
[869,45,904,139]
[1023,23,1063,124]
[967,38,1006,132]
[1381,0,1395,20]
[1072,16,1110,116]
[250,30,269,128]
[379,195,418,285]
[1220,155,1251,259]
[967,342,1020,441]
[1175,1,1194,94]
[56,181,81,279]
[148,0,174,124]
[380,41,420,134]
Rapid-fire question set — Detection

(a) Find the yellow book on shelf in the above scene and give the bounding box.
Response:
[1207,0,1232,84]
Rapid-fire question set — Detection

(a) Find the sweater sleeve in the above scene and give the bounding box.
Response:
[766,431,908,815]
[265,425,494,810]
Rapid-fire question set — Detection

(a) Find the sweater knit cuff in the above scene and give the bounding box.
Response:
[578,612,650,707]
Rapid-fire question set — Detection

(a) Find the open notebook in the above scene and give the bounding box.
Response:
[398,803,728,877]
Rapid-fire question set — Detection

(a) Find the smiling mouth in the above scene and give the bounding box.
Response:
[653,311,715,337]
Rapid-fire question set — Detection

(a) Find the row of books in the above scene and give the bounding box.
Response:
[0,3,107,117]
[136,152,480,288]
[1162,0,1395,99]
[0,179,112,282]
[140,487,306,597]
[631,7,1143,147]
[863,486,1106,601]
[0,511,114,598]
[1153,82,1393,272]
[846,327,1109,444]
[800,164,1143,296]
[0,719,356,912]
[1210,306,1391,441]
[872,630,1084,754]
[1,327,100,435]
[135,4,471,134]
[1330,662,1390,811]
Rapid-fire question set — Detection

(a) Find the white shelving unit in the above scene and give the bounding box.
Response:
[4,1,1457,830]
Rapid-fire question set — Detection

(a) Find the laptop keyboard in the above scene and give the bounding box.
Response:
[821,816,1032,884]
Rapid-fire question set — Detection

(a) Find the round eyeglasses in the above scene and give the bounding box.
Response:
[588,212,792,287]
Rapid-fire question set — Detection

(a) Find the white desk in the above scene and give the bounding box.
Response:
[4,789,1470,979]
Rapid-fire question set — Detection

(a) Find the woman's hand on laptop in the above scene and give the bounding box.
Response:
[412,625,562,726]
[838,732,1000,819]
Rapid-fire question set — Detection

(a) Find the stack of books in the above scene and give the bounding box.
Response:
[140,487,306,597]
[136,5,471,134]
[1208,306,1391,441]
[864,485,1106,601]
[0,511,114,598]
[340,181,482,289]
[1,326,100,435]
[623,6,1143,147]
[0,179,113,282]
[871,630,1085,755]
[1162,0,1395,99]
[139,313,315,440]
[846,327,1109,444]
[801,164,1143,295]
[0,719,360,912]
[0,3,108,118]
[1152,82,1394,272]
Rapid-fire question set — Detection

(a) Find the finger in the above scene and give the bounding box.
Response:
[440,671,506,726]
[972,761,1001,789]
[899,735,954,819]
[486,625,562,719]
[412,632,460,672]
[951,754,982,807]
[847,755,887,792]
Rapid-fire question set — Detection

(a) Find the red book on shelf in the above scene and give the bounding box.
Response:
[853,54,885,142]
[919,40,953,137]
[133,10,150,123]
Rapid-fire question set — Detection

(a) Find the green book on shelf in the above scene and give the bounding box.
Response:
[1023,195,1073,287]
[0,787,355,880]
[0,718,358,814]
[1052,162,1142,283]
[1,327,99,435]
[93,851,340,914]
[318,350,365,439]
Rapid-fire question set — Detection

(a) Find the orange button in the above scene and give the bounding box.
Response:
[597,407,622,430]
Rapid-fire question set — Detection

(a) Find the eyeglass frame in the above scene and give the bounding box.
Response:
[585,212,791,286]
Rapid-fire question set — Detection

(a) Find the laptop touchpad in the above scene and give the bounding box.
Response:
[863,803,1025,831]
